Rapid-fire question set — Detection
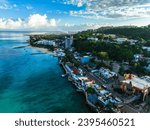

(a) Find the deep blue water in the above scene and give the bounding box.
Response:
[0,32,91,113]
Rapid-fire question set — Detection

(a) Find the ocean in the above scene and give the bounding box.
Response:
[0,31,91,113]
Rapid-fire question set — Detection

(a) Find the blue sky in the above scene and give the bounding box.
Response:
[0,0,150,31]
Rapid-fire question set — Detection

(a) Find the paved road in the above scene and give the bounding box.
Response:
[121,105,139,113]
[80,65,140,113]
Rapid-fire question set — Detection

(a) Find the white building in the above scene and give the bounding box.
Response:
[99,67,117,79]
[36,40,56,46]
[87,37,98,41]
[65,36,73,49]
[105,34,116,38]
[128,39,138,45]
[116,38,128,44]
[123,75,150,90]
[142,46,150,52]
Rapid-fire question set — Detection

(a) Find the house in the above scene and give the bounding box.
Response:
[115,38,128,44]
[80,56,90,64]
[99,67,117,79]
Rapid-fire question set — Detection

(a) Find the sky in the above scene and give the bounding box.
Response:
[0,0,150,32]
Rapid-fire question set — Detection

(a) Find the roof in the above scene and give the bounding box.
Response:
[122,75,150,90]
[78,77,89,81]
[99,67,117,79]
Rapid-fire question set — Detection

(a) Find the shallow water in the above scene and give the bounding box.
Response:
[0,32,91,113]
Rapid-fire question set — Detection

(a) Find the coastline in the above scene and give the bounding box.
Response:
[13,44,54,55]
[29,45,95,112]
[60,62,97,112]
[28,45,53,54]
[0,40,91,112]
[30,45,95,111]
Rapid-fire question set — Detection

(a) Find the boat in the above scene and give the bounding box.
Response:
[61,74,67,78]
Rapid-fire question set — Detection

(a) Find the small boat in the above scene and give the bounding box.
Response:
[61,74,67,78]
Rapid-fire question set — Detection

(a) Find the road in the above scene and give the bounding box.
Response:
[80,65,140,113]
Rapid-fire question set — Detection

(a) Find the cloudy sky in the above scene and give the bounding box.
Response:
[0,0,150,31]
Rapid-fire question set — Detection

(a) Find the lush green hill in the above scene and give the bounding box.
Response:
[96,25,150,41]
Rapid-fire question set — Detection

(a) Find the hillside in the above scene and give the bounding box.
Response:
[96,25,150,41]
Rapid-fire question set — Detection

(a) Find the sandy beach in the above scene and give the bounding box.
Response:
[13,45,54,55]
[28,45,52,54]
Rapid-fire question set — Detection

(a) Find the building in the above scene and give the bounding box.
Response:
[115,38,128,44]
[122,74,150,91]
[142,46,150,52]
[122,74,150,101]
[104,34,116,39]
[128,39,138,45]
[65,36,73,49]
[80,56,90,64]
[99,67,117,79]
[87,37,98,41]
[36,40,56,46]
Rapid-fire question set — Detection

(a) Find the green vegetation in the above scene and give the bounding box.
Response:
[29,34,67,51]
[30,42,54,51]
[72,25,150,76]
[96,25,150,41]
[97,52,109,60]
[130,61,149,75]
[30,34,66,41]
[28,25,150,76]
[87,87,95,94]
[62,50,80,67]
[73,39,142,62]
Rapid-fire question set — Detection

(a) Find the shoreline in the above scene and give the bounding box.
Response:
[60,62,97,112]
[28,45,53,54]
[13,44,55,55]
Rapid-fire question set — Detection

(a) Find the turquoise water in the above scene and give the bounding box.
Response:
[0,32,91,113]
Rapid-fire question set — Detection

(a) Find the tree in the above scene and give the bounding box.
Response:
[97,51,109,60]
[87,87,95,94]
[97,34,104,40]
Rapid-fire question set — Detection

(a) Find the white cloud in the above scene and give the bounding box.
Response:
[0,14,58,30]
[0,18,24,29]
[28,14,57,28]
[0,0,17,10]
[63,0,86,7]
[0,0,10,9]
[63,0,150,19]
[0,13,104,31]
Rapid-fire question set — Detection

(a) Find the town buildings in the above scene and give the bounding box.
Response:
[65,36,73,49]
[36,40,56,46]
